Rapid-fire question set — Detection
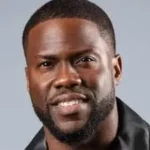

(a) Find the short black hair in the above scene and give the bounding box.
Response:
[22,0,116,55]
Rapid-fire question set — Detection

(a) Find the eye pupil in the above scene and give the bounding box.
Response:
[41,61,52,67]
[82,57,92,62]
[43,62,49,66]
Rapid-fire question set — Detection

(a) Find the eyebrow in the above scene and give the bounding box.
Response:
[70,49,101,60]
[35,48,99,60]
[35,54,58,60]
[70,49,94,58]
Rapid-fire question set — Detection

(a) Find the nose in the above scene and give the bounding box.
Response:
[53,63,81,89]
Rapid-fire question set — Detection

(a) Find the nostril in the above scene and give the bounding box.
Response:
[55,84,63,89]
[71,83,79,88]
[55,82,79,89]
[54,75,82,89]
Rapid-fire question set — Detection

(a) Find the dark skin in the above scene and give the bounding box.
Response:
[25,18,122,150]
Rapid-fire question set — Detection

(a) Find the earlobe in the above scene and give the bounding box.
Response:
[25,67,30,92]
[112,54,122,86]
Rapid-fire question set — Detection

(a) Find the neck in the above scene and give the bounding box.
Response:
[44,100,118,150]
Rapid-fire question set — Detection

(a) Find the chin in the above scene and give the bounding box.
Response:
[56,120,87,134]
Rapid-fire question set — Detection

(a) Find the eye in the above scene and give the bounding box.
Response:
[41,61,51,67]
[75,56,95,64]
[74,55,96,68]
[80,57,94,62]
[39,61,55,69]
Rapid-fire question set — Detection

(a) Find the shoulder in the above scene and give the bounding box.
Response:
[25,127,45,150]
[117,98,150,149]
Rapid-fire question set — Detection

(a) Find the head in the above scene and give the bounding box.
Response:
[23,0,122,146]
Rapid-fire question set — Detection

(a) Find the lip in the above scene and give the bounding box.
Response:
[50,93,87,106]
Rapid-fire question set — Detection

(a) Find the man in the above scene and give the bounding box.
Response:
[23,0,150,149]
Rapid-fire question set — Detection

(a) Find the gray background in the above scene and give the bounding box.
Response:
[0,0,149,150]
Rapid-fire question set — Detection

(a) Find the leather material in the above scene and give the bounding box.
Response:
[25,98,150,150]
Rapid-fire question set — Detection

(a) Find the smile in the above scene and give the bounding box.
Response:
[58,100,83,107]
[50,93,90,116]
[50,93,87,106]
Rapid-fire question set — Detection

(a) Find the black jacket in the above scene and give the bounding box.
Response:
[25,98,150,150]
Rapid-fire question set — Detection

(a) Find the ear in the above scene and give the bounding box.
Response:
[112,54,122,86]
[25,67,30,92]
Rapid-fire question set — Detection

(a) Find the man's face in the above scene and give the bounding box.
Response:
[25,18,121,144]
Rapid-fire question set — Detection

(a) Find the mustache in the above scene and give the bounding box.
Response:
[46,87,95,104]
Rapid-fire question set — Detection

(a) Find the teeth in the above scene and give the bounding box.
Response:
[58,100,82,107]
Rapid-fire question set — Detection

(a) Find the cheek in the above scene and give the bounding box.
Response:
[78,68,101,90]
[97,69,114,101]
[28,70,54,110]
[80,67,113,97]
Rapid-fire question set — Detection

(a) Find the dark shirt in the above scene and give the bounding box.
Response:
[25,98,150,150]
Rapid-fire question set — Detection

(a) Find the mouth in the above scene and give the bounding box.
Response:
[50,93,89,115]
[57,99,84,107]
[50,92,88,106]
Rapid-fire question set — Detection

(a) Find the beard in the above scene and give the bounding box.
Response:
[32,86,115,146]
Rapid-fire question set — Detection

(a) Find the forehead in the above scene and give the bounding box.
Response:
[28,18,100,38]
[27,18,109,57]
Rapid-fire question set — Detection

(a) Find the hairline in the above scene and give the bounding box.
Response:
[24,17,115,57]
